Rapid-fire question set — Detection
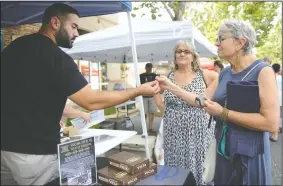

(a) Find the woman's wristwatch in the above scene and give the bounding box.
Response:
[195,95,207,107]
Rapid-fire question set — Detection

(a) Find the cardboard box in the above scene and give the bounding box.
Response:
[108,151,149,175]
[98,166,141,185]
[140,163,157,179]
[62,126,79,137]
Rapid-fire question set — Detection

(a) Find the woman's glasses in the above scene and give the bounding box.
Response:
[216,36,235,44]
[175,49,192,55]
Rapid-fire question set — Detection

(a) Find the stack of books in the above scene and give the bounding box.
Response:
[97,151,157,185]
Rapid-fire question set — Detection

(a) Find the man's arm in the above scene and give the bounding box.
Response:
[63,104,89,118]
[69,81,160,111]
[63,104,91,123]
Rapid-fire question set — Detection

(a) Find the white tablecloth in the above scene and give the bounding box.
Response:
[76,129,137,155]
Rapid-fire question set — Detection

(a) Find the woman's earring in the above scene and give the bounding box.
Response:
[236,54,241,63]
[175,64,178,70]
[174,61,178,70]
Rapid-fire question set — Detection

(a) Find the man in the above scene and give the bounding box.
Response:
[213,60,224,73]
[263,56,272,65]
[1,3,159,185]
[270,63,282,142]
[59,104,92,128]
[140,63,158,134]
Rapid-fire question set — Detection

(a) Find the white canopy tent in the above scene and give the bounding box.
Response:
[63,19,217,62]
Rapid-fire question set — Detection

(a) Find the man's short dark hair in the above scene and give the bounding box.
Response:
[214,60,224,70]
[145,63,153,68]
[42,3,79,25]
[272,63,281,73]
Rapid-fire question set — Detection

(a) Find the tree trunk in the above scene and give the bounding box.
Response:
[174,2,189,21]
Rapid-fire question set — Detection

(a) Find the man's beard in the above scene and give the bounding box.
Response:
[55,26,75,49]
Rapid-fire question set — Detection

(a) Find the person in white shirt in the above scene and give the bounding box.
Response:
[270,63,282,142]
[59,104,91,127]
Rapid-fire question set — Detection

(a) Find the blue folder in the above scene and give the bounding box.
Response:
[226,80,260,132]
[136,165,195,185]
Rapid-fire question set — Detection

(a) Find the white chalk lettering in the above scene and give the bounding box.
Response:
[108,179,119,185]
[137,163,147,170]
[126,157,140,163]
[115,171,127,179]
[109,161,120,168]
[127,177,138,184]
[119,163,129,171]
[144,169,154,176]
[98,176,108,183]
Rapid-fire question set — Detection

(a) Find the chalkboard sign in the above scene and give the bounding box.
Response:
[58,136,97,185]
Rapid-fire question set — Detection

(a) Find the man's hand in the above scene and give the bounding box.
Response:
[80,112,92,124]
[137,80,160,96]
[59,120,65,128]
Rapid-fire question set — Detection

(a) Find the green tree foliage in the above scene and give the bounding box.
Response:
[257,18,282,63]
[132,2,190,21]
[132,2,281,62]
[189,2,280,48]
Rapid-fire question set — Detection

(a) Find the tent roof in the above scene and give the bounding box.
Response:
[63,19,217,62]
[1,1,131,28]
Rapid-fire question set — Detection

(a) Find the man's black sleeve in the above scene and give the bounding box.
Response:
[53,53,88,97]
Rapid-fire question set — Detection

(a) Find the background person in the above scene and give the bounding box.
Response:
[1,3,159,185]
[140,63,159,134]
[59,104,92,127]
[263,56,272,65]
[270,63,282,142]
[213,60,224,73]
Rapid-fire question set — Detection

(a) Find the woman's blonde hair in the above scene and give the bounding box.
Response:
[173,40,200,72]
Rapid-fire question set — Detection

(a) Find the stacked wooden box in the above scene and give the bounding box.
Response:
[97,151,157,185]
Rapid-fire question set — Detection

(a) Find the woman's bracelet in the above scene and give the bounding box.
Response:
[220,107,229,121]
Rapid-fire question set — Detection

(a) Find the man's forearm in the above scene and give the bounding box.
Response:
[88,88,140,110]
[63,105,85,118]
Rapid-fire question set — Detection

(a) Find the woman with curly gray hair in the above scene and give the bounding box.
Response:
[156,20,279,185]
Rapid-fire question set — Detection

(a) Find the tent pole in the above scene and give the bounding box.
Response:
[89,61,92,85]
[191,22,195,46]
[126,11,151,160]
[1,29,4,51]
[98,62,101,91]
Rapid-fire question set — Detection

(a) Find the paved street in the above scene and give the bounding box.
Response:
[270,132,282,185]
